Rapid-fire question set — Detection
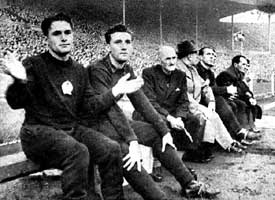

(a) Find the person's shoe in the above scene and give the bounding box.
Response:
[227,144,243,153]
[150,166,163,182]
[150,173,163,182]
[188,167,197,180]
[237,129,261,141]
[249,127,261,133]
[182,180,221,198]
[232,140,247,150]
[240,139,255,146]
[182,152,212,163]
[246,131,261,140]
[204,146,215,160]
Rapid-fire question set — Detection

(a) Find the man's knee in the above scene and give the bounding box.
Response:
[72,143,90,167]
[107,140,121,158]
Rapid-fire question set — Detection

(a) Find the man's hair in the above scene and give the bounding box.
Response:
[198,46,216,56]
[104,24,133,44]
[231,55,248,65]
[41,13,73,36]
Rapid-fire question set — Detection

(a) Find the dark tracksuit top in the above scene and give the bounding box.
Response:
[86,55,170,143]
[6,52,126,200]
[86,55,195,200]
[6,51,116,129]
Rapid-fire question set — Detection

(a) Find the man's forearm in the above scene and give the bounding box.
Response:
[128,90,170,137]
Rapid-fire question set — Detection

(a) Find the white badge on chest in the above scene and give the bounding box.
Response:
[61,80,73,95]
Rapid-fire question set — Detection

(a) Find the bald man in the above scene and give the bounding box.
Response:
[133,46,208,162]
[86,25,220,199]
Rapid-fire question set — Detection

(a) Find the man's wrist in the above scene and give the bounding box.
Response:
[112,86,121,97]
[166,114,173,122]
[14,76,28,84]
[129,140,138,145]
[163,132,171,137]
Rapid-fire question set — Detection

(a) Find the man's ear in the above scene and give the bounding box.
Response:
[105,44,110,52]
[187,54,192,61]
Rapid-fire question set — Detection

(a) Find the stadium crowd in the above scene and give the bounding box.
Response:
[0,5,161,70]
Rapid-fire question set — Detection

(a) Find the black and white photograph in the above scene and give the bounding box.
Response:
[0,0,275,199]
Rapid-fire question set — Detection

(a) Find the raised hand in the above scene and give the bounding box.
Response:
[0,51,27,81]
[112,73,144,97]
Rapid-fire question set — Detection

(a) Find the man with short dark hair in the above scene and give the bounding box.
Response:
[85,24,220,199]
[197,47,254,143]
[1,13,124,200]
[216,55,262,141]
[177,40,245,155]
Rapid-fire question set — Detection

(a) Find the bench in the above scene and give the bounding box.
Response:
[0,140,41,183]
[0,98,154,186]
[0,140,153,185]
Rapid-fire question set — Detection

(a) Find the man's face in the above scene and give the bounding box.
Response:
[108,32,133,63]
[235,57,249,74]
[189,52,199,66]
[160,47,177,72]
[47,21,73,57]
[201,48,217,67]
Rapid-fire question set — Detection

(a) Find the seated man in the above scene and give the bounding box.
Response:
[196,47,257,143]
[84,24,220,199]
[2,13,123,200]
[216,55,262,141]
[133,46,210,162]
[176,40,245,155]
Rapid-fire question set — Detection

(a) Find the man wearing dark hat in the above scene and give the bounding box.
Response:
[196,47,254,144]
[133,45,206,162]
[85,25,220,199]
[177,40,245,157]
[216,55,262,141]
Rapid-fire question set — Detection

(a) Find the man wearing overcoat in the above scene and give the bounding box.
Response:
[133,46,205,155]
[85,24,220,199]
[196,47,257,142]
[216,55,262,140]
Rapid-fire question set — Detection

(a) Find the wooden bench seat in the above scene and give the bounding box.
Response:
[0,141,153,185]
[0,151,40,183]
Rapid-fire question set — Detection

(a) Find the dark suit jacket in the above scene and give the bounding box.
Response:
[85,55,170,143]
[216,65,253,103]
[132,64,204,150]
[137,64,189,120]
[216,65,262,119]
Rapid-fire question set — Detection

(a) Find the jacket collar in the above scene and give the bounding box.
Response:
[228,65,244,80]
[104,54,129,73]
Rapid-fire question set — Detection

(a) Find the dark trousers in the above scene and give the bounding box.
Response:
[215,96,242,138]
[226,98,253,130]
[171,113,204,151]
[20,124,124,200]
[93,120,194,200]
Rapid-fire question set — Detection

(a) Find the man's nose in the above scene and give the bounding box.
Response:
[121,42,127,49]
[61,33,67,41]
[171,59,176,65]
